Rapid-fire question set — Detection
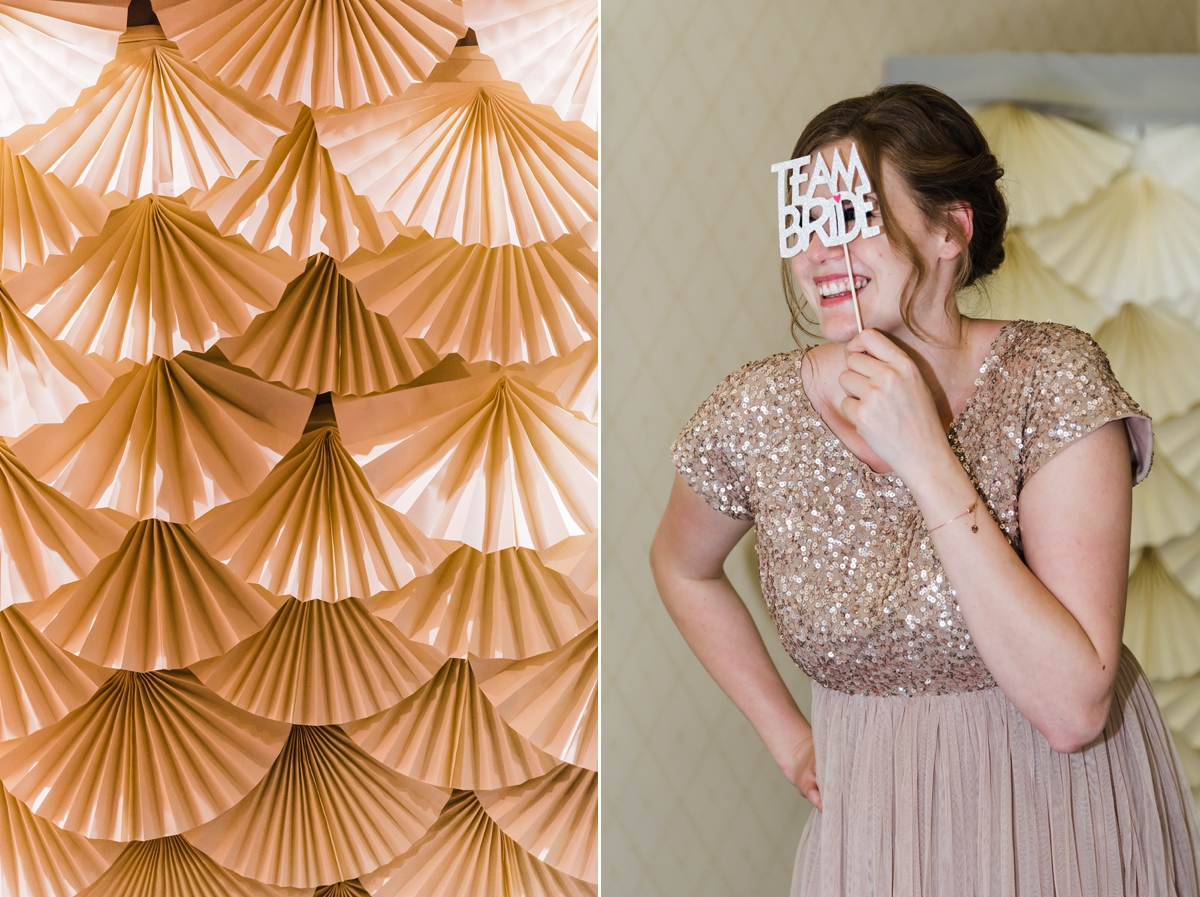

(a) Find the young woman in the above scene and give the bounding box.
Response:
[650,84,1200,896]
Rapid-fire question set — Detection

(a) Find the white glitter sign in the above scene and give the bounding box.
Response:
[770,143,882,258]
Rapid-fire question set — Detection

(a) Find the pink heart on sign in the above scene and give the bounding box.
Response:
[834,193,841,201]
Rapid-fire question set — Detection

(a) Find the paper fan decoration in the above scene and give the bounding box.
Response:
[192,596,444,725]
[220,253,438,396]
[1135,124,1200,204]
[1093,303,1200,422]
[156,0,466,112]
[1162,529,1200,600]
[15,25,295,200]
[1155,673,1200,751]
[536,532,595,597]
[195,424,445,601]
[464,0,597,129]
[360,790,595,897]
[345,658,559,789]
[1158,406,1200,491]
[184,724,450,889]
[1124,547,1200,681]
[315,883,370,897]
[316,46,597,248]
[4,195,303,365]
[341,233,597,366]
[473,623,596,768]
[12,351,312,523]
[972,103,1131,228]
[1131,457,1200,553]
[0,669,290,840]
[192,107,418,262]
[0,440,125,608]
[1028,172,1200,308]
[476,764,597,883]
[335,369,598,552]
[38,519,278,671]
[527,338,596,421]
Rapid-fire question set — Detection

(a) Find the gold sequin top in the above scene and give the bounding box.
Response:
[672,321,1153,697]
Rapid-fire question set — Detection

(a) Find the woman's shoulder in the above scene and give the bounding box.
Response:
[696,349,808,414]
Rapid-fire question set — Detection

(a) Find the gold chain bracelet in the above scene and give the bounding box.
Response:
[929,498,979,534]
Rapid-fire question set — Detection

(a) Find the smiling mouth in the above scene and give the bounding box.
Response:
[817,276,869,300]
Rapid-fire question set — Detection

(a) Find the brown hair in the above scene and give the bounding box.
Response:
[781,83,1007,344]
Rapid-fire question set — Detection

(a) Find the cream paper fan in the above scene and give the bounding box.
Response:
[1155,673,1200,751]
[1162,529,1200,600]
[12,352,312,523]
[344,658,559,789]
[1028,172,1200,308]
[14,25,295,200]
[1093,303,1200,421]
[5,195,303,364]
[0,669,290,840]
[972,103,1130,228]
[367,545,596,659]
[335,369,598,552]
[1170,730,1200,804]
[0,440,125,608]
[39,519,278,671]
[473,623,596,769]
[316,46,597,247]
[1124,547,1200,681]
[184,724,450,889]
[156,0,465,111]
[360,790,595,897]
[536,532,595,597]
[341,233,597,366]
[476,764,597,883]
[464,0,597,129]
[220,253,438,396]
[195,424,445,601]
[1157,406,1200,491]
[526,338,595,421]
[0,284,112,439]
[191,596,444,726]
[1134,124,1200,204]
[1130,457,1200,552]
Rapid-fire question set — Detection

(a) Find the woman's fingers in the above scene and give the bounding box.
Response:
[838,369,871,399]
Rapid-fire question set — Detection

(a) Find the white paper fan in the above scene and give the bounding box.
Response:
[1134,124,1200,204]
[1131,456,1200,553]
[1155,673,1200,752]
[1124,547,1200,681]
[1092,303,1200,422]
[1162,528,1200,600]
[1157,406,1200,491]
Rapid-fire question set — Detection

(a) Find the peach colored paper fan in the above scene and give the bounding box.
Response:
[1134,124,1200,205]
[1155,673,1200,751]
[191,596,444,726]
[314,884,371,897]
[473,623,595,768]
[1130,457,1200,553]
[535,532,595,597]
[476,764,597,883]
[194,424,446,602]
[1162,528,1200,600]
[4,195,303,365]
[368,545,595,660]
[464,0,597,129]
[1157,406,1200,491]
[0,669,290,840]
[12,25,295,200]
[220,254,438,396]
[1093,303,1200,422]
[359,790,595,897]
[1124,548,1200,682]
[316,46,597,248]
[341,233,596,366]
[38,519,278,671]
[156,0,465,112]
[526,338,595,421]
[11,352,312,523]
[183,724,449,889]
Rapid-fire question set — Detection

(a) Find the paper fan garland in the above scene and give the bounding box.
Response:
[1093,303,1200,422]
[12,351,312,523]
[367,545,596,660]
[1124,547,1200,681]
[1131,457,1200,553]
[184,724,450,889]
[1155,673,1200,751]
[192,596,444,726]
[316,46,597,248]
[1134,124,1200,204]
[1163,529,1200,600]
[476,764,597,883]
[4,195,303,365]
[527,337,596,421]
[473,623,595,769]
[341,233,597,366]
[315,883,370,897]
[536,532,595,597]
[0,669,290,840]
[1157,406,1200,491]
[464,0,597,129]
[156,0,466,112]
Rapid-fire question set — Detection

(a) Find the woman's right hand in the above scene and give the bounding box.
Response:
[782,733,822,811]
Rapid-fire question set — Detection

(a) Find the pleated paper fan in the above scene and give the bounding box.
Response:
[5,195,303,365]
[359,791,595,897]
[367,545,596,660]
[1162,529,1200,600]
[220,253,438,396]
[195,424,445,602]
[526,338,596,421]
[972,103,1131,228]
[14,25,295,200]
[0,440,125,608]
[0,669,290,840]
[184,724,450,889]
[341,233,597,366]
[1157,406,1200,491]
[316,46,597,248]
[1170,729,1200,804]
[192,596,444,725]
[536,532,595,597]
[1131,457,1200,553]
[1134,124,1200,204]
[335,370,598,552]
[1093,303,1200,421]
[464,0,597,129]
[1124,547,1200,681]
[12,352,312,523]
[314,883,370,897]
[1027,172,1200,308]
[1155,673,1200,751]
[473,623,596,768]
[344,658,559,789]
[156,0,465,112]
[39,519,278,671]
[476,764,597,883]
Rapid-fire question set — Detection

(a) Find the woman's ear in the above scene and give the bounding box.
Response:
[941,203,974,260]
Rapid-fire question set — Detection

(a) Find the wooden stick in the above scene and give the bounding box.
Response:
[843,243,863,332]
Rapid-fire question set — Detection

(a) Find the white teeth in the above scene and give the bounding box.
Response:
[817,277,868,297]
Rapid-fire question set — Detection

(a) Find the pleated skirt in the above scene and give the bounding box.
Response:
[793,647,1200,897]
